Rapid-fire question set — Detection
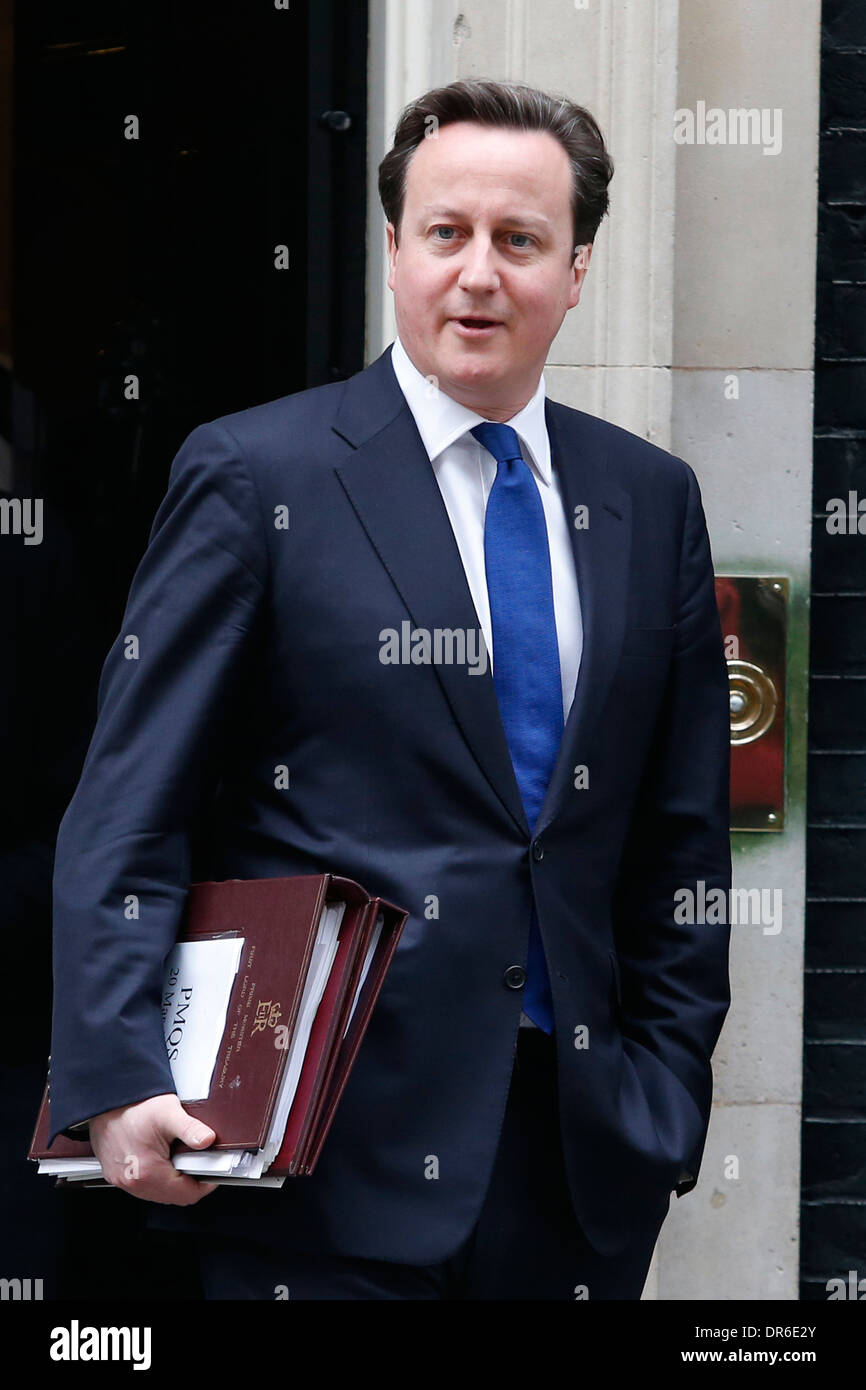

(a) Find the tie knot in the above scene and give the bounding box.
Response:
[470,421,525,467]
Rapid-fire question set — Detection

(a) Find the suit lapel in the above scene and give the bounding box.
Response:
[332,349,632,840]
[535,400,631,836]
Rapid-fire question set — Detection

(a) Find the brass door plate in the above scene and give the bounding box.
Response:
[714,576,787,831]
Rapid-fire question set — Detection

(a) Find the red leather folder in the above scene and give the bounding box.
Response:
[29,873,408,1180]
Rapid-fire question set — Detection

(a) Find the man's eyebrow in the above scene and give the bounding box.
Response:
[418,206,553,232]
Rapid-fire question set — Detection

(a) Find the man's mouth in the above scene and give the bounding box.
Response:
[452,317,503,333]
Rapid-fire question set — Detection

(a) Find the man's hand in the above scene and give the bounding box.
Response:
[89,1094,219,1204]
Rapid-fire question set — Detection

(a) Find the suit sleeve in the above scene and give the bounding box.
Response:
[612,460,732,1194]
[48,421,268,1144]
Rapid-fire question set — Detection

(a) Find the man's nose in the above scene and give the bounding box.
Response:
[456,237,501,292]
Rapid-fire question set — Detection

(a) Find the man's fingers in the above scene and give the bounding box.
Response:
[139,1166,220,1204]
[152,1096,216,1149]
[90,1095,219,1203]
[112,1151,220,1204]
[175,1114,217,1148]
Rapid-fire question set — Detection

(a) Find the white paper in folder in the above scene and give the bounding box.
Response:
[161,936,246,1100]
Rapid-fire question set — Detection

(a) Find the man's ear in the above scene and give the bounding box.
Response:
[569,242,593,308]
[386,222,399,290]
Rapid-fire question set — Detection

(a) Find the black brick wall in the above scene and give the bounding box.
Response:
[802,0,866,1301]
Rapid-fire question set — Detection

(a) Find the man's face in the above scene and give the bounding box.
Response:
[386,121,592,421]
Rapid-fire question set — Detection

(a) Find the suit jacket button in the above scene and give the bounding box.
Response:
[531,840,545,861]
[504,965,527,989]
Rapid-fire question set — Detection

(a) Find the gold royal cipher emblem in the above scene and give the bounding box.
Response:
[251,1000,282,1034]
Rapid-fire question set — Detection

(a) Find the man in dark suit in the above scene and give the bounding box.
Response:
[48,79,731,1300]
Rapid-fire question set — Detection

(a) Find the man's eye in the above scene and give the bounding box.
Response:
[430,227,534,248]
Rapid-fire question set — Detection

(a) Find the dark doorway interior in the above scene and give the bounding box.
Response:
[2,0,368,1299]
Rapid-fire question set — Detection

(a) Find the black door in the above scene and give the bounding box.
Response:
[1,0,368,1300]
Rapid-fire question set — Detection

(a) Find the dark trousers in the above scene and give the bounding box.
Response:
[194,1027,671,1300]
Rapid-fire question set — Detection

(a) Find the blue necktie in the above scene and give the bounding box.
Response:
[471,420,563,1034]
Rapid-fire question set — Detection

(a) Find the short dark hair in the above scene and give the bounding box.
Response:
[378,78,614,255]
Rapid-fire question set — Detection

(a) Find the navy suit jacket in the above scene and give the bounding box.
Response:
[49,344,731,1261]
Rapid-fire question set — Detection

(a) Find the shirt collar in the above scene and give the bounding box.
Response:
[389,334,551,484]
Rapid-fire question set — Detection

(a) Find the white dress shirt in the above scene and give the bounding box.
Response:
[389,335,582,721]
[389,336,583,1031]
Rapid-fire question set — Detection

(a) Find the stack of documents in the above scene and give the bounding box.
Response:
[29,873,406,1185]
